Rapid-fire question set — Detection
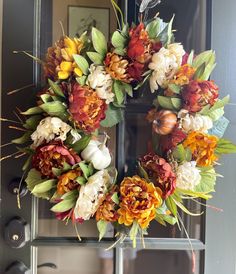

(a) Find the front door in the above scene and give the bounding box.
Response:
[0,0,222,273]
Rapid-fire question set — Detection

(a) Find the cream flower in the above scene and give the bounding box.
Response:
[149,43,185,93]
[178,110,213,133]
[31,117,71,147]
[87,64,114,104]
[176,161,201,191]
[74,170,112,220]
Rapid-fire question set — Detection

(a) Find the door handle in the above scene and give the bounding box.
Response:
[5,261,30,274]
[4,217,30,248]
[8,177,28,197]
[37,262,57,269]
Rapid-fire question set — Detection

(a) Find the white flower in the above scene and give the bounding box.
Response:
[176,161,201,191]
[74,170,112,220]
[149,43,185,93]
[178,110,213,133]
[87,64,114,104]
[31,117,71,147]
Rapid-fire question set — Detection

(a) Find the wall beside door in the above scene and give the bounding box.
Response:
[205,0,236,273]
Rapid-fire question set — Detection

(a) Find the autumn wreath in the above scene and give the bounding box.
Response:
[2,1,236,249]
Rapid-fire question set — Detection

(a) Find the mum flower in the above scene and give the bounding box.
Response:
[87,64,114,104]
[176,161,201,191]
[57,168,83,195]
[149,43,185,92]
[32,142,81,178]
[31,117,71,147]
[118,176,162,229]
[170,64,196,86]
[182,80,219,112]
[139,153,176,198]
[183,131,218,166]
[178,110,213,133]
[74,170,112,220]
[69,83,107,133]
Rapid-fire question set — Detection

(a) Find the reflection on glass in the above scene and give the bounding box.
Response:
[37,246,114,274]
[123,250,201,274]
[125,113,203,239]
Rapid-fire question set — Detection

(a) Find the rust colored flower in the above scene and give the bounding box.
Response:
[57,168,83,195]
[183,131,218,166]
[139,153,176,199]
[69,83,107,133]
[159,126,187,153]
[127,61,145,82]
[96,186,119,222]
[171,64,196,86]
[44,36,84,81]
[182,80,219,112]
[118,176,162,229]
[104,53,131,83]
[32,142,81,178]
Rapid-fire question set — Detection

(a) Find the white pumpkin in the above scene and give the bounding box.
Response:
[81,139,111,170]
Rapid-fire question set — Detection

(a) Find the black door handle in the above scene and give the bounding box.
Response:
[5,261,30,274]
[37,262,57,269]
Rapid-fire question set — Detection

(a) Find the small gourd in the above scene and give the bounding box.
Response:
[81,136,111,170]
[152,110,177,135]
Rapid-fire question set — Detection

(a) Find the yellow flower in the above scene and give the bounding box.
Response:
[183,131,218,166]
[57,168,82,195]
[171,64,196,86]
[118,176,162,229]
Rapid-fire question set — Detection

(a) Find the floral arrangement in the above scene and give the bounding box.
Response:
[3,2,236,250]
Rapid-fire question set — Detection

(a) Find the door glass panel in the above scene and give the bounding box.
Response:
[122,249,202,274]
[37,246,114,274]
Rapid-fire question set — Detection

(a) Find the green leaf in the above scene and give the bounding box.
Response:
[193,50,215,69]
[111,192,119,204]
[97,220,108,241]
[23,115,42,130]
[129,221,139,248]
[173,198,204,216]
[160,214,177,225]
[40,101,68,120]
[52,167,62,177]
[137,162,150,181]
[113,47,126,56]
[208,116,229,138]
[209,95,230,112]
[21,106,43,115]
[165,196,177,217]
[176,188,212,200]
[51,198,75,213]
[215,138,236,155]
[48,79,65,98]
[206,107,224,121]
[61,189,78,200]
[32,179,57,194]
[187,50,194,66]
[22,155,32,171]
[122,82,133,97]
[168,84,181,94]
[76,75,87,86]
[172,144,187,163]
[87,52,104,64]
[146,18,160,39]
[171,98,182,110]
[12,132,32,144]
[157,96,182,110]
[194,166,217,193]
[100,104,124,127]
[91,27,107,56]
[75,176,86,185]
[111,31,127,48]
[40,94,53,103]
[193,62,206,80]
[79,162,90,179]
[73,54,89,75]
[71,135,91,153]
[155,215,167,226]
[159,16,174,46]
[113,80,125,105]
[63,162,72,172]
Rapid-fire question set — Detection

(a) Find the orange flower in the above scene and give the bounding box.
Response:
[69,83,107,133]
[57,168,82,195]
[118,176,162,229]
[96,186,119,222]
[183,131,218,166]
[171,64,196,86]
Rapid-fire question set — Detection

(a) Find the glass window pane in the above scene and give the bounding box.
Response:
[37,246,114,274]
[123,249,202,274]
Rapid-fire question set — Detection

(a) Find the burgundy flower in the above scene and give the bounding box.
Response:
[139,153,176,199]
[127,61,145,82]
[182,80,219,112]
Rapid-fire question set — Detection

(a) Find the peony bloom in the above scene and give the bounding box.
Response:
[104,53,131,83]
[96,186,119,222]
[181,80,219,112]
[118,176,162,229]
[31,117,71,148]
[57,168,83,195]
[44,36,84,80]
[170,64,196,86]
[87,64,114,104]
[74,170,112,220]
[139,153,176,199]
[149,43,185,92]
[178,110,213,133]
[183,131,218,166]
[69,83,107,133]
[159,126,187,153]
[176,161,201,190]
[32,142,81,178]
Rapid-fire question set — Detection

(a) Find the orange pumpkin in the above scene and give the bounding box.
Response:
[152,110,177,135]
